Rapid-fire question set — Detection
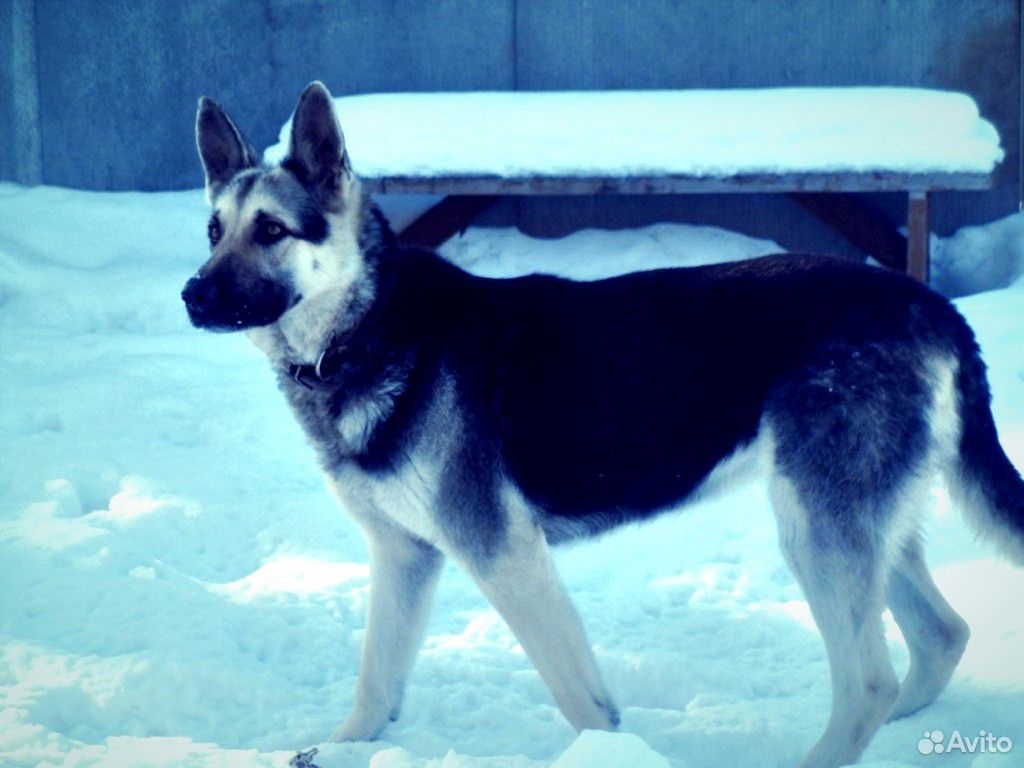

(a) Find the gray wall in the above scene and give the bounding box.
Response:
[2,0,1021,252]
[9,0,514,190]
[2,0,43,185]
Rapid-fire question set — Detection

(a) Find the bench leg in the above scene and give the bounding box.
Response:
[790,193,907,272]
[906,192,930,284]
[397,195,498,248]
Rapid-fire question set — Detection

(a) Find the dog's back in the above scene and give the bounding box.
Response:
[353,247,1023,555]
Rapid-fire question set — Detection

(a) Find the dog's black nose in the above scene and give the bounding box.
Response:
[181,276,219,313]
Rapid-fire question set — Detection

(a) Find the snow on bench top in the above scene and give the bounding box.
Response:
[264,88,1003,183]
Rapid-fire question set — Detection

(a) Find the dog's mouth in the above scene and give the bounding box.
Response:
[184,308,251,333]
[182,276,292,332]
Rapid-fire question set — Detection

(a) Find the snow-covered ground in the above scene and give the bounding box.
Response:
[0,183,1021,768]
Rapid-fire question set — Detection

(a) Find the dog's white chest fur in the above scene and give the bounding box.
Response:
[335,383,403,453]
[328,373,461,547]
[328,459,444,546]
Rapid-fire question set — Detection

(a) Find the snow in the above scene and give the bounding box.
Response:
[1,182,1022,768]
[549,730,670,768]
[929,213,1024,298]
[264,89,1003,178]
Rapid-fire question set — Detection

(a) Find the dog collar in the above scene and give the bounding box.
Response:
[287,331,352,390]
[288,350,332,390]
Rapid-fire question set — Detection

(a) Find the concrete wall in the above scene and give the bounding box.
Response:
[2,0,1020,252]
[0,1,12,184]
[1,0,43,185]
[21,0,514,190]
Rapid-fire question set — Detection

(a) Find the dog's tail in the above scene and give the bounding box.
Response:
[947,326,1024,566]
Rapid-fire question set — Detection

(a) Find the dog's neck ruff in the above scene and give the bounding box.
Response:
[282,208,387,390]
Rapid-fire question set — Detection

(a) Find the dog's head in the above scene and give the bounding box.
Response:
[182,82,365,338]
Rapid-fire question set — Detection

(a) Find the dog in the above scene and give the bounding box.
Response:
[182,82,1023,768]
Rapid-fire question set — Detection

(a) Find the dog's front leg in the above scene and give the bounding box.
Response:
[466,516,619,732]
[331,524,443,742]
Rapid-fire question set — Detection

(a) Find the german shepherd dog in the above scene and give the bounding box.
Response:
[183,83,1023,767]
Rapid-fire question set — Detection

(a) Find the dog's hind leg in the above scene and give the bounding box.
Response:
[885,539,969,720]
[771,476,900,768]
[331,522,443,742]
[462,493,618,732]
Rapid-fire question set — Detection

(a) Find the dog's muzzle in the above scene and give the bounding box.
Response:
[181,275,232,330]
[181,276,218,315]
[181,273,292,331]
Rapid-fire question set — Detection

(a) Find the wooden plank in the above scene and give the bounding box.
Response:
[907,192,931,283]
[366,170,993,196]
[397,195,499,248]
[790,193,907,271]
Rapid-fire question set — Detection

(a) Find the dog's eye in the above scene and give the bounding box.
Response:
[207,219,222,245]
[256,219,287,245]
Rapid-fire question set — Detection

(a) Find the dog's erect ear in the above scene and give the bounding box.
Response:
[196,97,257,202]
[286,81,346,193]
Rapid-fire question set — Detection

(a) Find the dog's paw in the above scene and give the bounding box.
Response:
[289,747,321,768]
[593,694,621,729]
[329,707,390,743]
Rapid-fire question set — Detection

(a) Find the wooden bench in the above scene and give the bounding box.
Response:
[266,88,1003,283]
